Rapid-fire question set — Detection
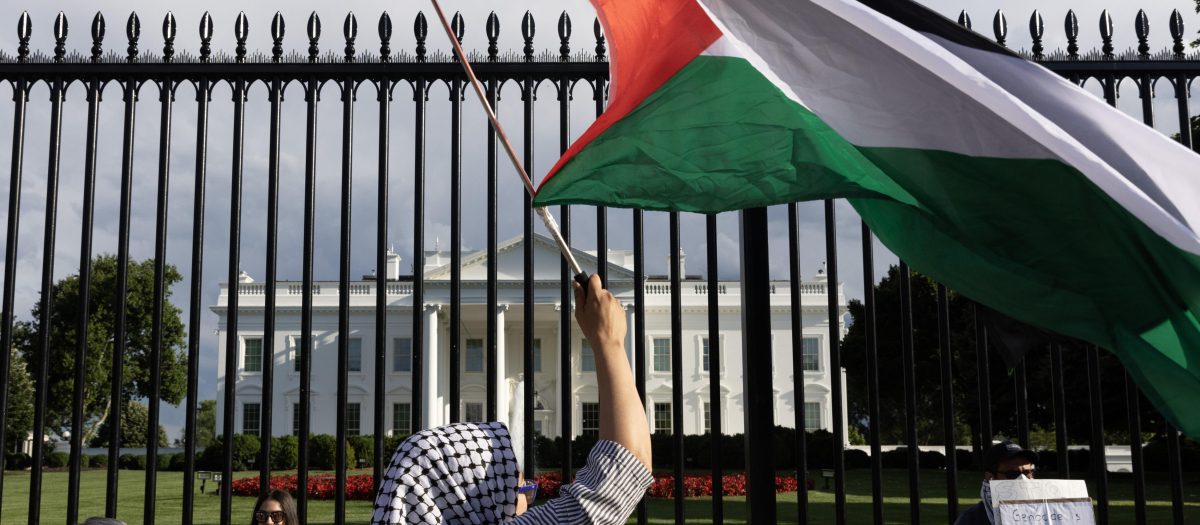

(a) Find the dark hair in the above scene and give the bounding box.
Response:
[251,489,298,525]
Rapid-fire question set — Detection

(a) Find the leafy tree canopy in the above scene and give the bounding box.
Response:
[88,400,169,448]
[4,346,34,450]
[14,254,188,445]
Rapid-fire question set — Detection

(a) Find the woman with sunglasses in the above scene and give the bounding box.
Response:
[371,275,653,524]
[251,488,299,525]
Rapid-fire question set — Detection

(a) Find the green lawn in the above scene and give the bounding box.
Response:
[2,468,1196,524]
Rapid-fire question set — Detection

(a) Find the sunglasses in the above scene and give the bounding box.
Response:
[992,466,1037,480]
[517,481,539,506]
[254,511,286,523]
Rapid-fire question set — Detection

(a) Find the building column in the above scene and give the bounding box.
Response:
[623,302,636,375]
[496,304,509,425]
[423,304,441,429]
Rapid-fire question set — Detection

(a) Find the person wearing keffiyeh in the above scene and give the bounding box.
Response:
[370,275,654,524]
[954,442,1039,525]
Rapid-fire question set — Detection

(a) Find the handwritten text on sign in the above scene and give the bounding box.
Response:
[990,479,1095,525]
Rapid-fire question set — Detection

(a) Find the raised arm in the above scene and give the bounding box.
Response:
[572,275,652,471]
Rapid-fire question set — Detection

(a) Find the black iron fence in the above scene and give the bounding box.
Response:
[0,5,1194,525]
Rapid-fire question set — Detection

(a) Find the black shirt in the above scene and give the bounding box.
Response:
[954,501,991,525]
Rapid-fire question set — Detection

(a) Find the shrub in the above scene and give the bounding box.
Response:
[1034,450,1059,472]
[5,451,30,470]
[168,452,187,472]
[157,453,174,471]
[535,434,558,468]
[918,449,946,470]
[309,434,356,471]
[1144,436,1200,472]
[956,449,973,470]
[199,434,261,471]
[383,434,411,458]
[881,449,909,469]
[121,453,147,470]
[845,449,870,469]
[89,454,108,468]
[347,435,374,468]
[79,454,90,469]
[272,435,299,471]
[45,452,70,468]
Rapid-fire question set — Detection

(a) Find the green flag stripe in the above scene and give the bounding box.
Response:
[533,54,917,212]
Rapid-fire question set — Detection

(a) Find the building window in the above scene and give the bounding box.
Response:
[581,340,596,372]
[582,402,600,436]
[244,339,263,372]
[804,402,821,431]
[393,403,411,435]
[293,403,301,436]
[704,402,712,434]
[466,339,484,372]
[348,338,362,372]
[802,338,819,371]
[347,403,361,436]
[654,403,672,435]
[294,336,313,373]
[243,403,261,437]
[465,402,484,422]
[533,339,542,372]
[394,338,412,372]
[653,339,670,372]
[533,420,543,435]
[702,337,710,372]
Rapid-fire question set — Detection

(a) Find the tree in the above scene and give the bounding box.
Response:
[176,399,217,449]
[841,265,1172,465]
[1169,116,1200,152]
[88,400,169,448]
[13,254,188,445]
[5,346,34,451]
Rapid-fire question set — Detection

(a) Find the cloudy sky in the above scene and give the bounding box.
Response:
[0,0,1194,442]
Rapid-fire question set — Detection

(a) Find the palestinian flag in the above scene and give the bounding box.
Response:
[533,0,1200,439]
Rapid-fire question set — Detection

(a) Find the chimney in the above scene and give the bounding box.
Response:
[387,245,402,281]
[666,247,686,280]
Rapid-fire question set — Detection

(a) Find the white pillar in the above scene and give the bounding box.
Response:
[423,304,441,429]
[496,304,509,425]
[623,302,636,374]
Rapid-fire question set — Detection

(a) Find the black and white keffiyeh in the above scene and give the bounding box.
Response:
[371,422,521,525]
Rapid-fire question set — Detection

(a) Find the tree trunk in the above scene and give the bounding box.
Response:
[83,397,110,446]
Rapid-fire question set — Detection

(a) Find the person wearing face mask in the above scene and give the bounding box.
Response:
[955,441,1040,525]
[370,275,653,524]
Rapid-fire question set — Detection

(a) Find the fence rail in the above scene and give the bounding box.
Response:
[0,5,1194,525]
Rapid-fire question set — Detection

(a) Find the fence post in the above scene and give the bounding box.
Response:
[739,207,776,524]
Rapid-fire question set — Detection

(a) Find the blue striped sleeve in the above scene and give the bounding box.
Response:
[515,440,653,525]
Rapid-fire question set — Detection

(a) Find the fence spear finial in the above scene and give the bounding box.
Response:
[1100,10,1114,59]
[17,12,31,63]
[90,12,105,63]
[450,11,464,62]
[486,11,499,62]
[522,11,535,62]
[1030,10,1044,60]
[1066,10,1079,59]
[344,12,357,62]
[558,11,572,61]
[957,10,971,30]
[234,12,248,62]
[162,12,176,63]
[271,12,285,62]
[379,12,392,62]
[415,12,427,63]
[1171,9,1186,58]
[308,12,321,63]
[53,12,68,63]
[1135,10,1150,59]
[126,12,140,63]
[992,10,1007,47]
[594,18,605,62]
[199,12,213,63]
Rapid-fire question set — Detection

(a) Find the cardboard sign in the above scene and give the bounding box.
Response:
[990,479,1095,525]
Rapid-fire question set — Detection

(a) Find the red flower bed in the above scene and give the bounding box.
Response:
[231,474,376,500]
[231,472,815,501]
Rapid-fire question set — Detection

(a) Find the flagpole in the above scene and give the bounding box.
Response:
[429,0,590,290]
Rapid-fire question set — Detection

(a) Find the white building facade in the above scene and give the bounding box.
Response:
[212,234,847,441]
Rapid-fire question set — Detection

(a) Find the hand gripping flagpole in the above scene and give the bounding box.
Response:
[430,0,591,294]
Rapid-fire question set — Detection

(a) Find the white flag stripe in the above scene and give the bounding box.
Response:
[702,0,1200,256]
[932,35,1200,233]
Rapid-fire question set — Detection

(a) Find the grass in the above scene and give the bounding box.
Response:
[1,467,1196,524]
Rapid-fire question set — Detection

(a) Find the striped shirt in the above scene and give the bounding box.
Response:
[514,440,653,525]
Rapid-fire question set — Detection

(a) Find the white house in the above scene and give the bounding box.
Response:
[212,233,847,442]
